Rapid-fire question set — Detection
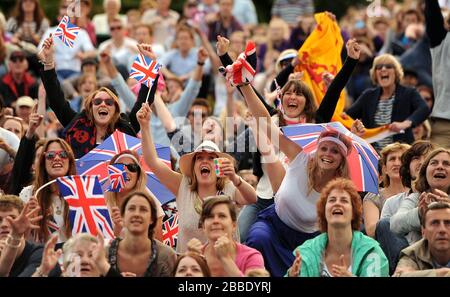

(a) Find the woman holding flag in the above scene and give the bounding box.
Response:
[105,150,165,240]
[19,138,77,244]
[38,36,158,159]
[219,38,355,276]
[137,81,257,252]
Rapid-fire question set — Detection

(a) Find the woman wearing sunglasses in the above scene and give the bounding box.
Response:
[345,53,429,152]
[38,36,158,159]
[19,138,77,244]
[105,150,165,240]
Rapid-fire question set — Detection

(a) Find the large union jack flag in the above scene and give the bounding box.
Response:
[76,130,175,204]
[56,175,114,239]
[162,213,178,248]
[54,15,80,48]
[129,54,161,88]
[107,164,126,193]
[282,122,380,194]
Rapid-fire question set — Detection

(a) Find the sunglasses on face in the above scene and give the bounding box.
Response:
[115,163,140,173]
[375,63,394,70]
[110,26,122,31]
[92,98,115,106]
[10,56,25,63]
[45,150,69,160]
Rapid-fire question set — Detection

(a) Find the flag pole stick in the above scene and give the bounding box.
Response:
[145,85,151,103]
[34,180,57,198]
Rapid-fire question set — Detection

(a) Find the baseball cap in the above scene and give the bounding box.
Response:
[81,57,98,68]
[16,96,35,108]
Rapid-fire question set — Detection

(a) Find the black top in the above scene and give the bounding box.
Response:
[346,84,430,144]
[9,241,42,277]
[8,134,38,195]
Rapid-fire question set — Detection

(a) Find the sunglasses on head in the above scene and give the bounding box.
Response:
[375,63,394,70]
[93,98,115,106]
[115,163,140,173]
[45,150,69,160]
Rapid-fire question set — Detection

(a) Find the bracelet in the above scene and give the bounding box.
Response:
[6,234,22,248]
[34,266,48,277]
[234,176,243,187]
[197,61,205,66]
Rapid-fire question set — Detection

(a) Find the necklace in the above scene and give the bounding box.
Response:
[53,196,63,216]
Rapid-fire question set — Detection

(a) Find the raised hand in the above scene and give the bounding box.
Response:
[26,106,44,138]
[137,44,156,60]
[92,233,110,276]
[6,202,42,238]
[213,235,233,260]
[346,38,361,60]
[324,11,337,22]
[216,35,230,56]
[99,47,113,65]
[38,35,55,64]
[187,238,203,254]
[137,102,152,128]
[288,250,302,277]
[197,47,209,64]
[110,206,123,236]
[38,234,63,276]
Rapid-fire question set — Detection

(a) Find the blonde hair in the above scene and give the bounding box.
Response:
[370,54,404,85]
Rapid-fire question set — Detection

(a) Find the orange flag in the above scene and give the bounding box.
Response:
[294,12,390,141]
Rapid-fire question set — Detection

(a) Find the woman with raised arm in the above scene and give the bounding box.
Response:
[38,36,158,158]
[220,46,354,277]
[138,90,257,252]
[287,178,389,277]
[218,35,362,243]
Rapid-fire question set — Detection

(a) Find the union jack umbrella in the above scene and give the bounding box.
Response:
[282,122,380,194]
[129,54,161,88]
[76,130,175,204]
[107,164,127,193]
[56,175,115,239]
[162,213,179,248]
[53,15,80,48]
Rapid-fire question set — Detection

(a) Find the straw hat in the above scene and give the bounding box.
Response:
[179,140,235,178]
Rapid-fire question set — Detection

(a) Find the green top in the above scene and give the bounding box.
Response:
[287,231,389,277]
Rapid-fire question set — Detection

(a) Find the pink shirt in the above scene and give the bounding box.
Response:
[235,243,265,275]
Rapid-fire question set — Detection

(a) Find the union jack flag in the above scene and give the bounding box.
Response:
[220,41,256,86]
[56,175,115,239]
[129,54,161,88]
[107,164,127,192]
[54,15,80,48]
[76,130,175,204]
[162,213,178,248]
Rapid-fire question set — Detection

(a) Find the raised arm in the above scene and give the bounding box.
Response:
[239,84,302,161]
[315,39,360,123]
[38,35,77,127]
[425,0,447,48]
[128,44,160,133]
[138,102,182,195]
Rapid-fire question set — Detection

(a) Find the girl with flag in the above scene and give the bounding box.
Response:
[217,34,362,244]
[105,150,165,240]
[137,95,257,253]
[19,138,77,244]
[38,36,158,159]
[220,40,355,276]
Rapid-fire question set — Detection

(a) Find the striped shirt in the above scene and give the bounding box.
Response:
[373,96,395,151]
[271,0,315,26]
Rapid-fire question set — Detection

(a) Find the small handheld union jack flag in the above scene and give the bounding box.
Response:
[129,54,161,88]
[107,164,127,193]
[56,175,115,239]
[54,15,80,48]
[162,213,179,249]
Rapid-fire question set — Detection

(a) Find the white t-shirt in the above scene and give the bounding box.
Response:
[275,151,320,233]
[98,37,139,69]
[0,127,20,171]
[39,26,95,72]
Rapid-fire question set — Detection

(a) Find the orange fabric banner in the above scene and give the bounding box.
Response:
[294,12,390,140]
